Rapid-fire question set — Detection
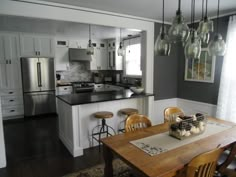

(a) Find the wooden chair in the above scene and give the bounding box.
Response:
[125,114,152,132]
[186,148,223,177]
[217,141,236,176]
[164,107,184,122]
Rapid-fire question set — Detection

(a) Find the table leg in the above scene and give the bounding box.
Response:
[103,144,113,177]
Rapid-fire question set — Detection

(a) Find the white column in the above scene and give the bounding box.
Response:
[0,98,6,168]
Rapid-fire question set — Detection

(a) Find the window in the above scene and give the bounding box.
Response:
[124,37,142,77]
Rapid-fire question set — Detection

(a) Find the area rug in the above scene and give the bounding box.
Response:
[63,159,132,177]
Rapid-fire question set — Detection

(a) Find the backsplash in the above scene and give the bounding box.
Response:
[56,62,92,82]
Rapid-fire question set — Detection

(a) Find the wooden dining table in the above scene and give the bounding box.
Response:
[101,117,236,177]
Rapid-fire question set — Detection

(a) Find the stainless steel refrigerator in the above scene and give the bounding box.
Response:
[21,58,56,116]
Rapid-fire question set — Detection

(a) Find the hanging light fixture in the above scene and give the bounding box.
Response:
[168,0,190,43]
[154,0,171,56]
[117,28,125,56]
[86,24,94,55]
[208,0,226,56]
[197,0,214,45]
[184,0,201,60]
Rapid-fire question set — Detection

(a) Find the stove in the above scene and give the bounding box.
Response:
[72,82,95,93]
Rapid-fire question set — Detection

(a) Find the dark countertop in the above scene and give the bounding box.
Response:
[57,90,154,106]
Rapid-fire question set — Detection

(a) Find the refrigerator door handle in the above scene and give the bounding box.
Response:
[37,62,42,87]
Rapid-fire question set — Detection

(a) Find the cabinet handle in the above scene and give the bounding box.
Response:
[35,51,38,55]
[9,60,11,64]
[9,100,14,102]
[39,51,40,56]
[10,110,15,112]
[6,60,8,64]
[8,92,13,94]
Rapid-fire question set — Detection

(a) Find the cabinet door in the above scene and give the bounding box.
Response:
[108,50,112,70]
[4,34,20,61]
[100,48,108,70]
[55,47,69,71]
[20,34,38,57]
[7,61,22,89]
[0,34,5,62]
[37,36,55,57]
[0,61,8,89]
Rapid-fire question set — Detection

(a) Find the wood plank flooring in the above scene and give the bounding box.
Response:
[0,115,104,177]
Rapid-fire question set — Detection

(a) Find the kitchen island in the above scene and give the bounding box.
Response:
[57,90,154,157]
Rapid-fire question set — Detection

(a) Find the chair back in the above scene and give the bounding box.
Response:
[125,114,152,132]
[186,148,223,177]
[164,107,184,122]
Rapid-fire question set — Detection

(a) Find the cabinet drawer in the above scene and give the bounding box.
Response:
[2,105,24,117]
[1,96,23,106]
[56,86,72,95]
[0,89,22,96]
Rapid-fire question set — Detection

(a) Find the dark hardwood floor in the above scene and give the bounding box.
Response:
[0,115,104,177]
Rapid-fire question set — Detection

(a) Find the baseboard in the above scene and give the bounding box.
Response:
[59,131,84,157]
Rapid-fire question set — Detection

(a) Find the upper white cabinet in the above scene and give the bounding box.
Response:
[69,40,87,49]
[107,39,123,70]
[90,42,108,70]
[20,33,55,57]
[55,39,70,71]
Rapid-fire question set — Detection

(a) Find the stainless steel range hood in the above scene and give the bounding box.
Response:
[69,48,92,61]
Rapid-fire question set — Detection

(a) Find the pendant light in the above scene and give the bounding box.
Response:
[197,0,214,45]
[208,0,226,56]
[117,28,125,56]
[154,0,171,56]
[86,24,94,55]
[168,0,190,43]
[184,0,201,60]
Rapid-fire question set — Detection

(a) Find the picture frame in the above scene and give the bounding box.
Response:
[184,48,216,83]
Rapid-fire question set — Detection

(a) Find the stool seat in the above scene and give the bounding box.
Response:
[119,108,138,116]
[94,111,113,119]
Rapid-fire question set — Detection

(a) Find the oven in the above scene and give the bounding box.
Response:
[72,82,95,93]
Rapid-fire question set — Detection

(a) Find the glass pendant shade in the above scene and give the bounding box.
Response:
[117,42,125,56]
[184,30,201,59]
[208,34,226,56]
[86,39,94,55]
[197,18,214,44]
[154,26,171,56]
[168,12,190,43]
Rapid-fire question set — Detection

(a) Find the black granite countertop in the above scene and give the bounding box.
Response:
[57,90,153,105]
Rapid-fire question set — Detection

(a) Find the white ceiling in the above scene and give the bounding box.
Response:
[38,0,236,22]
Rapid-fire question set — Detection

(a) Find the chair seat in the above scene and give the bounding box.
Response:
[119,108,138,116]
[94,111,113,119]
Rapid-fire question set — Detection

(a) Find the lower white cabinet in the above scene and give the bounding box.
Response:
[0,89,24,120]
[56,86,73,95]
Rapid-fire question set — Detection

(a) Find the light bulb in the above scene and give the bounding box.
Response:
[184,30,201,59]
[197,18,214,45]
[208,34,226,56]
[168,12,190,43]
[154,26,171,56]
[86,40,94,55]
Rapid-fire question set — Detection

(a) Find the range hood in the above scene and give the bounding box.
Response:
[69,48,92,61]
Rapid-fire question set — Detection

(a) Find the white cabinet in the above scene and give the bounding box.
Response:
[90,42,108,70]
[56,86,73,95]
[20,33,55,57]
[69,40,87,49]
[55,40,69,71]
[0,32,24,120]
[107,39,123,70]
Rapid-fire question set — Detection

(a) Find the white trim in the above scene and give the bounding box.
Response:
[11,0,172,24]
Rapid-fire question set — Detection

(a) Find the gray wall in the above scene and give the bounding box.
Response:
[154,23,179,100]
[154,16,229,105]
[177,16,229,104]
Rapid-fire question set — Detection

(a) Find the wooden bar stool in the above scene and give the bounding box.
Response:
[118,108,139,133]
[92,111,116,150]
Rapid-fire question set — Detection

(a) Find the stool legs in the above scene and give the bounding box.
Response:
[92,118,116,151]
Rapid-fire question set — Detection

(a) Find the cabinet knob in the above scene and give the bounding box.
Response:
[10,110,15,112]
[9,100,14,102]
[64,88,67,90]
[8,92,13,94]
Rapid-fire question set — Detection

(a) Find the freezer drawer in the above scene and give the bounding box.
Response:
[23,91,56,116]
